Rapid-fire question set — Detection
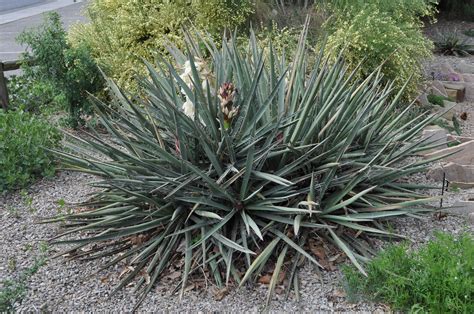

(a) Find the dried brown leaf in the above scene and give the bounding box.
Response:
[258,274,272,284]
[213,287,229,301]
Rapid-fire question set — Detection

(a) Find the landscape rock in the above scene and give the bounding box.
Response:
[469,212,474,224]
[431,86,448,98]
[439,108,455,120]
[417,93,431,107]
[427,162,474,183]
[442,82,466,102]
[442,100,457,108]
[458,62,474,74]
[423,140,474,164]
[447,134,474,143]
[462,73,474,82]
[421,125,447,152]
[431,81,448,97]
[462,82,474,100]
[440,62,456,75]
[451,201,474,215]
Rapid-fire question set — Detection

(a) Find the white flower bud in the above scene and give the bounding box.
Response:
[182,98,195,120]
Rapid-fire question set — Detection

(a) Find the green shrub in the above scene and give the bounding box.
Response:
[343,233,474,313]
[0,110,61,191]
[427,94,449,106]
[17,12,104,127]
[69,0,254,90]
[50,30,438,310]
[323,0,436,98]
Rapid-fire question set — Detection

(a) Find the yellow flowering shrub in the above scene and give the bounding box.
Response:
[69,0,254,90]
[324,1,436,98]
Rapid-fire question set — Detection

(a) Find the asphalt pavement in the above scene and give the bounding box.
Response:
[0,0,45,12]
[0,0,87,62]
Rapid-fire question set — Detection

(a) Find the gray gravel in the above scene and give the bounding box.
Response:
[1,147,472,312]
[1,171,390,312]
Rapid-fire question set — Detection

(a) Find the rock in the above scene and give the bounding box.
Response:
[441,82,466,102]
[423,140,474,164]
[463,82,474,101]
[441,62,455,74]
[431,86,448,98]
[427,162,474,183]
[432,81,448,97]
[449,181,474,189]
[417,93,431,107]
[469,212,474,224]
[439,108,455,120]
[451,201,474,215]
[442,100,457,108]
[427,166,444,181]
[447,134,474,143]
[421,125,447,153]
[458,62,474,74]
[462,73,474,82]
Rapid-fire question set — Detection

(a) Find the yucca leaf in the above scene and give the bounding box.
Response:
[47,25,437,310]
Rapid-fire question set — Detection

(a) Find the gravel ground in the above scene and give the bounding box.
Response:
[1,159,472,312]
[1,139,473,312]
[1,20,474,313]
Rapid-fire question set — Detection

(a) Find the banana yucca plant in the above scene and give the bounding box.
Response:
[50,27,439,310]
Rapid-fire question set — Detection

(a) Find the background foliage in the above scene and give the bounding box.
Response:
[322,0,436,98]
[69,0,254,90]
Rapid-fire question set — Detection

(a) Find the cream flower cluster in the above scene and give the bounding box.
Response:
[179,58,213,121]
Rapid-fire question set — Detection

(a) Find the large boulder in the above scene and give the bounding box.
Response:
[442,82,466,102]
[421,125,447,153]
[447,134,474,143]
[451,200,474,215]
[427,162,474,182]
[458,62,474,75]
[418,93,431,107]
[423,140,474,164]
[431,81,448,97]
[463,82,474,100]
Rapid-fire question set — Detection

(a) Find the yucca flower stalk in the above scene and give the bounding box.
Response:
[48,26,442,310]
[218,82,239,130]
